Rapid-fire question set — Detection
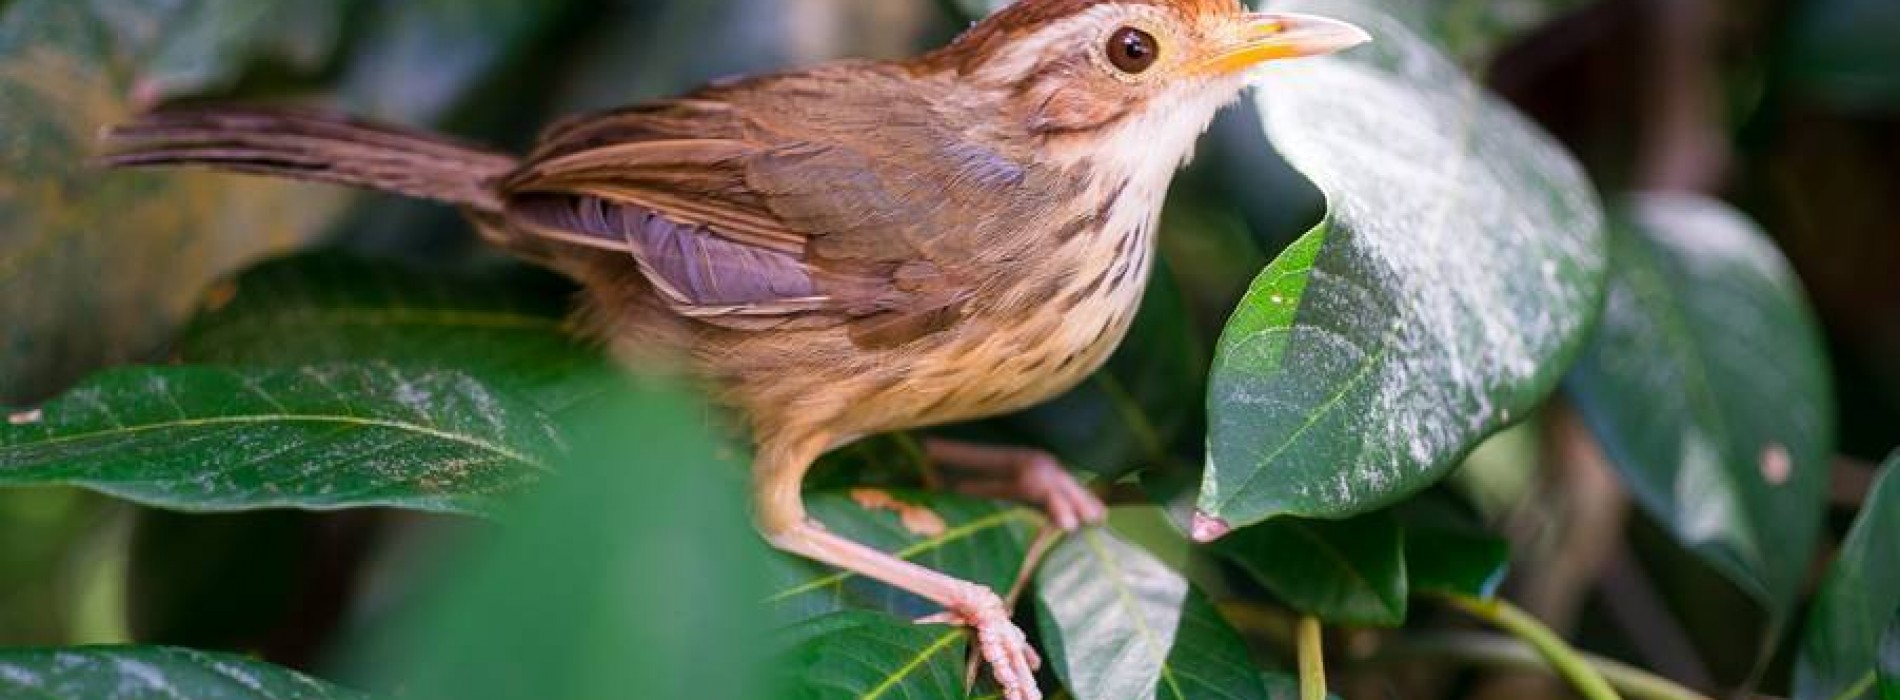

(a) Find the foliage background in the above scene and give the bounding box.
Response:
[0,0,1896,698]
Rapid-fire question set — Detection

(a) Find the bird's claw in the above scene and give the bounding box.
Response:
[1017,452,1107,532]
[917,584,1042,700]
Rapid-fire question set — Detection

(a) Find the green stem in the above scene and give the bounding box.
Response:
[1827,671,1876,700]
[1297,615,1327,700]
[1442,594,1624,700]
[1368,631,1711,700]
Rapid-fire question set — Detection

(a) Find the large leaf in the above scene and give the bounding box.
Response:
[1795,457,1899,700]
[0,364,558,514]
[1567,193,1833,613]
[1198,0,1607,527]
[350,383,773,700]
[773,611,966,700]
[1404,524,1509,600]
[0,0,351,402]
[0,646,373,699]
[1214,511,1407,626]
[1035,525,1266,700]
[766,490,1039,623]
[181,253,608,412]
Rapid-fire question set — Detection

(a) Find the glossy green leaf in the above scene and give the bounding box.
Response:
[0,364,558,514]
[0,646,373,699]
[774,611,966,700]
[1214,511,1407,626]
[1568,193,1833,613]
[766,490,1038,623]
[1795,457,1899,700]
[181,253,609,413]
[1405,525,1510,600]
[1036,526,1267,700]
[353,383,773,700]
[0,0,352,402]
[1200,0,1607,527]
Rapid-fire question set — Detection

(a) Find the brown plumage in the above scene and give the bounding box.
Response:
[98,2,1368,696]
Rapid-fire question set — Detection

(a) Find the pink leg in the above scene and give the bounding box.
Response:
[757,431,1043,700]
[922,438,1108,531]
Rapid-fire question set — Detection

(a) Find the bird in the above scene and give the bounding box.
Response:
[98,1,1368,697]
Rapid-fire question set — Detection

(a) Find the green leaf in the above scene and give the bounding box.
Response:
[0,0,353,402]
[774,611,967,700]
[1035,526,1267,700]
[1405,525,1509,600]
[1200,0,1607,526]
[180,253,609,413]
[1881,615,1899,700]
[351,383,773,700]
[766,489,1038,623]
[1213,511,1407,627]
[0,646,373,699]
[1567,193,1833,613]
[1795,457,1900,700]
[0,364,558,514]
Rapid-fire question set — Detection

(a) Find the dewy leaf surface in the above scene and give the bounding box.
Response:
[1794,456,1899,700]
[1035,525,1266,700]
[181,253,608,413]
[774,611,967,700]
[1202,0,1607,526]
[1567,193,1833,613]
[0,646,373,700]
[0,364,559,514]
[1213,510,1407,626]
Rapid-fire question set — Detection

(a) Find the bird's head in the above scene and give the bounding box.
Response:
[920,0,1368,183]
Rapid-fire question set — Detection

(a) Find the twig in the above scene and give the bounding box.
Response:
[1367,631,1712,700]
[1297,615,1327,700]
[1441,594,1625,700]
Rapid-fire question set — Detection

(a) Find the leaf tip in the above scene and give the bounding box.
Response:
[1190,510,1231,543]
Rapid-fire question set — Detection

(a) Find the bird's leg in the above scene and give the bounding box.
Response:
[756,432,1043,700]
[921,438,1107,531]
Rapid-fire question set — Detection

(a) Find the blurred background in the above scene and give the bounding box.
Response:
[0,0,1895,696]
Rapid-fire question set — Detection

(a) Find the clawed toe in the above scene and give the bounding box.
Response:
[932,585,1043,700]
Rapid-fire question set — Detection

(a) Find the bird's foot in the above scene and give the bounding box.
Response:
[925,440,1107,531]
[917,583,1042,700]
[1008,451,1107,531]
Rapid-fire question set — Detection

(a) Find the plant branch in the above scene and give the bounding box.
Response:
[1441,594,1625,700]
[1367,631,1712,700]
[1297,615,1327,700]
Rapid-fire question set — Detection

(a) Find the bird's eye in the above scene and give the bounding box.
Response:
[1106,26,1159,74]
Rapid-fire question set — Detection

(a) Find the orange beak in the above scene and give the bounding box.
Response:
[1196,12,1372,76]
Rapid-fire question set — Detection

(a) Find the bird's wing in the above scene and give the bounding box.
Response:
[501,94,981,344]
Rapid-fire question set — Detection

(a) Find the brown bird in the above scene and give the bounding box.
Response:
[99,1,1366,696]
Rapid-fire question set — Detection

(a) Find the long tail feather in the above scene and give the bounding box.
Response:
[98,107,518,213]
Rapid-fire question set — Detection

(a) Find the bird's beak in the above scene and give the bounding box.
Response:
[1196,12,1372,76]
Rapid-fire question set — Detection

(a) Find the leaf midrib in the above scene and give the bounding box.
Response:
[0,414,549,472]
[1080,529,1185,700]
[858,628,963,700]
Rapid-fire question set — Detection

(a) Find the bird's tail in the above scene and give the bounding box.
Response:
[97,107,518,214]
